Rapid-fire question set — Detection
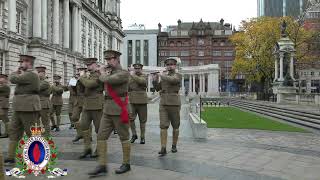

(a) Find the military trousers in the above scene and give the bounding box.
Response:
[129,104,147,137]
[68,100,74,125]
[39,109,50,137]
[159,105,181,130]
[97,113,129,141]
[80,110,102,133]
[9,111,39,141]
[0,108,9,136]
[50,105,62,127]
[0,146,4,180]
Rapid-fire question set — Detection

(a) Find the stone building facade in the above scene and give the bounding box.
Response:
[157,19,242,92]
[0,0,124,85]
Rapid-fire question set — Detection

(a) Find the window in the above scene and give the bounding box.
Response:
[98,0,103,12]
[51,59,57,81]
[213,51,222,56]
[73,64,76,77]
[159,51,167,56]
[143,40,149,66]
[311,72,315,76]
[224,51,234,57]
[136,40,141,64]
[81,17,86,55]
[108,35,112,49]
[16,11,22,34]
[300,80,306,87]
[181,31,188,36]
[311,80,320,87]
[171,31,177,36]
[128,40,132,65]
[0,52,3,74]
[117,39,121,51]
[169,41,175,47]
[169,51,178,56]
[198,38,204,46]
[198,51,204,56]
[177,41,182,47]
[88,21,92,57]
[180,51,189,56]
[198,30,204,35]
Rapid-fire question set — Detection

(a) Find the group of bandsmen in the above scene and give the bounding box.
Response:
[0,49,182,177]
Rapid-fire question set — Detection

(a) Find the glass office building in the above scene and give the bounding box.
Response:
[258,0,307,17]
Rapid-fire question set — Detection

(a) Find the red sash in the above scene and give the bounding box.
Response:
[104,83,129,124]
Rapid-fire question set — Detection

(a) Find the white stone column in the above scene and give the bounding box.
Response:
[199,74,202,93]
[207,72,219,96]
[192,74,196,93]
[132,40,136,64]
[91,25,94,56]
[85,19,89,57]
[279,53,284,81]
[33,0,42,38]
[97,29,100,60]
[63,0,70,48]
[147,74,151,93]
[290,54,294,80]
[77,7,82,52]
[181,75,185,95]
[116,0,120,17]
[72,5,77,52]
[203,74,206,94]
[8,0,16,32]
[274,59,278,81]
[41,0,47,40]
[188,74,192,94]
[53,0,60,44]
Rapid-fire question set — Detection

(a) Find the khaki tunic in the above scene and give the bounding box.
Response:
[71,81,85,123]
[50,84,64,115]
[9,70,40,141]
[153,71,182,129]
[79,71,104,133]
[128,74,148,124]
[0,84,10,123]
[97,67,130,141]
[39,79,51,136]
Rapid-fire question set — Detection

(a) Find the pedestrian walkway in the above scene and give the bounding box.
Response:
[2,101,320,180]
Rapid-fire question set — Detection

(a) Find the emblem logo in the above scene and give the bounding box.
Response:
[6,124,67,178]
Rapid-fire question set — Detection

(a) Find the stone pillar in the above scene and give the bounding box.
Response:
[33,0,42,38]
[72,5,78,52]
[147,74,151,93]
[207,72,219,97]
[8,0,16,32]
[41,0,47,40]
[77,7,82,52]
[188,74,192,94]
[203,74,206,94]
[85,19,89,57]
[181,75,185,95]
[53,0,60,45]
[274,59,278,81]
[279,53,284,81]
[63,0,70,48]
[192,74,196,93]
[116,0,120,17]
[91,25,94,56]
[290,54,294,80]
[199,74,202,94]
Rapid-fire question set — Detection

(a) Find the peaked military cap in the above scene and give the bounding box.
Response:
[0,74,8,78]
[35,65,47,72]
[53,74,62,80]
[163,57,178,65]
[83,58,98,66]
[18,54,36,63]
[132,63,143,69]
[104,50,122,60]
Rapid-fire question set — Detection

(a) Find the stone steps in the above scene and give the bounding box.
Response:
[225,99,320,130]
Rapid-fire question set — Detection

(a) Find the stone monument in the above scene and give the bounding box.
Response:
[272,20,298,104]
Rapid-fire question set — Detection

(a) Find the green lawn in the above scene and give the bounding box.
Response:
[201,107,308,132]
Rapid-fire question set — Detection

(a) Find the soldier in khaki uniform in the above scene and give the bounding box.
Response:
[0,74,10,138]
[50,74,64,132]
[128,63,148,144]
[152,57,182,156]
[0,146,4,180]
[64,75,78,129]
[89,50,131,176]
[71,68,86,142]
[79,58,104,159]
[36,66,51,137]
[5,55,40,164]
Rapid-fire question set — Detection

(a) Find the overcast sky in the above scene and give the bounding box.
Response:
[121,0,257,30]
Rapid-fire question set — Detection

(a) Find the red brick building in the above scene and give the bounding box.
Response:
[157,19,243,92]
